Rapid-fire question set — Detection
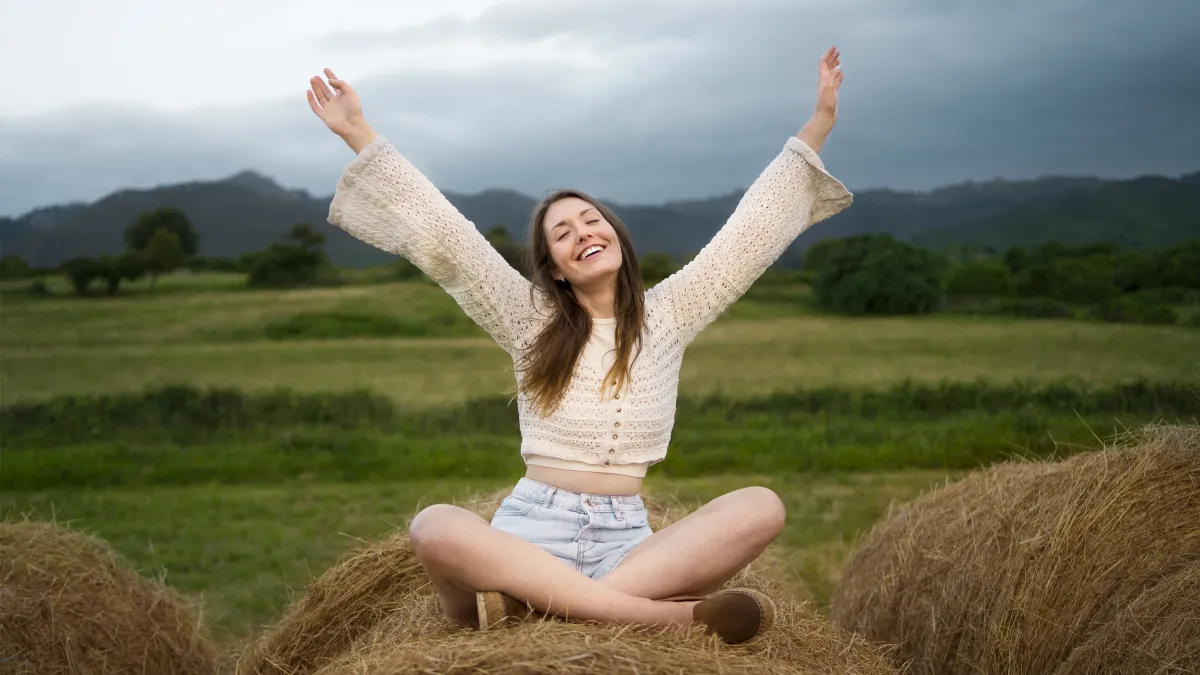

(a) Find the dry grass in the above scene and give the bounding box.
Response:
[236,490,901,675]
[830,423,1200,675]
[0,518,219,675]
[1051,561,1200,675]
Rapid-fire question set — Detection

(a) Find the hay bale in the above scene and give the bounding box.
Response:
[830,423,1200,675]
[0,519,219,675]
[239,489,901,675]
[1051,561,1200,675]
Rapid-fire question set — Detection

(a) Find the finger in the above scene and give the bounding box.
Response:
[311,76,334,103]
[309,77,327,104]
[324,67,340,81]
[306,89,323,116]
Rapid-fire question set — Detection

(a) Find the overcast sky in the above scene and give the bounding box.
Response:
[1,0,1198,217]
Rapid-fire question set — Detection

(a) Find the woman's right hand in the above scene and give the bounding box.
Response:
[307,68,376,153]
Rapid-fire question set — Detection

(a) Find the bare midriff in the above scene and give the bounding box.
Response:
[523,465,644,496]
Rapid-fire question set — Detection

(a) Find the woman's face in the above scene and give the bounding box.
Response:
[542,196,624,288]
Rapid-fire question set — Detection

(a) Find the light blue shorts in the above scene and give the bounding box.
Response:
[489,478,654,579]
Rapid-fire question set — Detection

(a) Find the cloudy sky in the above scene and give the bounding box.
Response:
[1,0,1198,217]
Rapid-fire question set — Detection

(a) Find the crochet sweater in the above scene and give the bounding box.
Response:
[327,134,854,471]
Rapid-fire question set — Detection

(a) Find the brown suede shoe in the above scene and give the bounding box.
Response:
[475,591,535,630]
[689,588,776,644]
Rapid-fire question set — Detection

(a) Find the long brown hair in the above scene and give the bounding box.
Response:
[516,189,646,416]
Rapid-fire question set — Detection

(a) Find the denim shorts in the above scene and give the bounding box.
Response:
[489,478,654,579]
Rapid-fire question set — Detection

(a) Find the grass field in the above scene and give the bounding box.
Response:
[3,271,1198,653]
[3,276,1197,406]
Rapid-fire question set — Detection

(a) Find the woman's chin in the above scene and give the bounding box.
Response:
[569,262,622,288]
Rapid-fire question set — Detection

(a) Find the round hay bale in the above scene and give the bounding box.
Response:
[308,540,896,675]
[238,488,900,675]
[1051,560,1200,675]
[830,423,1200,675]
[0,519,219,675]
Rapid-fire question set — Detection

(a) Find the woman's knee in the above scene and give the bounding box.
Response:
[408,504,478,562]
[739,486,787,537]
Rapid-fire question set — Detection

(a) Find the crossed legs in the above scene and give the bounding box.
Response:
[408,486,786,628]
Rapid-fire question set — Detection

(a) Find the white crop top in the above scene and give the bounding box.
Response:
[522,317,654,477]
[327,134,853,477]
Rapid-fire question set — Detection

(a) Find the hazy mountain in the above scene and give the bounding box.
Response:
[911,175,1200,250]
[1,167,1196,269]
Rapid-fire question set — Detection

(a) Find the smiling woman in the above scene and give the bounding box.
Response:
[304,48,852,645]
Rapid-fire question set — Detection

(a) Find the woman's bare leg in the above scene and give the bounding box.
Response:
[598,486,787,599]
[408,504,696,628]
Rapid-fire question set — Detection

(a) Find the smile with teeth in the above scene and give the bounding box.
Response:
[578,245,606,261]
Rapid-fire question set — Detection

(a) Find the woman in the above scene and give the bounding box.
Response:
[306,46,852,644]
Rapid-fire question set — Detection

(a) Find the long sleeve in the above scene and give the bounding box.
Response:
[327,135,539,355]
[648,135,853,345]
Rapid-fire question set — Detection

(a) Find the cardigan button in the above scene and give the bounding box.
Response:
[609,448,615,454]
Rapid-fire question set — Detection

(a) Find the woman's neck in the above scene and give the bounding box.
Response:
[572,281,617,320]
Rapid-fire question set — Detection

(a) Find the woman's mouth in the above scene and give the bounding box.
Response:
[577,245,606,261]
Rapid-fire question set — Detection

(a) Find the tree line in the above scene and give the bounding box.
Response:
[2,206,1197,328]
[0,207,337,295]
[803,234,1200,324]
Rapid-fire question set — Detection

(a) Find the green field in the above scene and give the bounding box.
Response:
[3,271,1199,652]
[3,276,1197,406]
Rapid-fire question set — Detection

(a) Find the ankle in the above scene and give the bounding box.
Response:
[656,599,698,625]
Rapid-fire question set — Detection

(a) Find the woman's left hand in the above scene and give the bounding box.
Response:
[814,46,843,125]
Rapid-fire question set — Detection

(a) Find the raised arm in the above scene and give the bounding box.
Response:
[309,70,537,354]
[648,48,853,345]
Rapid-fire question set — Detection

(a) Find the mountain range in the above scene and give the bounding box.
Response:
[2,166,1198,269]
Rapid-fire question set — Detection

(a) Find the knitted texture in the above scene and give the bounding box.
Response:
[328,135,853,469]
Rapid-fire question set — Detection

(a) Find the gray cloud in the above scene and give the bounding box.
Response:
[2,0,1198,217]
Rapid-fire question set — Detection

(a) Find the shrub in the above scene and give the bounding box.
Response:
[0,254,31,280]
[945,259,1013,297]
[1089,296,1179,325]
[262,311,432,340]
[813,234,947,315]
[994,297,1074,319]
[640,252,678,284]
[247,223,339,289]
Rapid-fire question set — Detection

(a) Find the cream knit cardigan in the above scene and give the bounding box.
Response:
[328,134,853,470]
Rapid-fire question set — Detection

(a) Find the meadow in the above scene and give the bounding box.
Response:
[2,270,1199,649]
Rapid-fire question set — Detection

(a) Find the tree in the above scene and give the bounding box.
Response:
[946,259,1013,297]
[143,228,185,284]
[61,256,100,295]
[1002,246,1030,275]
[247,222,336,289]
[812,234,948,315]
[288,222,326,251]
[485,225,529,277]
[801,237,844,275]
[94,251,148,295]
[0,254,30,280]
[1161,240,1200,289]
[639,252,678,284]
[125,207,199,256]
